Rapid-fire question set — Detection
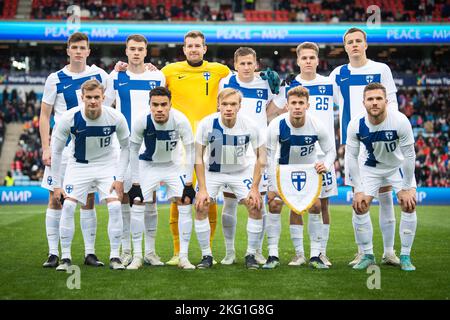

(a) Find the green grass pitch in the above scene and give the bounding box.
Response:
[0,204,449,300]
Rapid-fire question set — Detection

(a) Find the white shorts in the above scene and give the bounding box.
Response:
[222,170,268,194]
[361,167,417,198]
[203,166,254,202]
[139,161,185,203]
[41,147,70,191]
[345,156,393,190]
[63,161,118,205]
[319,168,338,199]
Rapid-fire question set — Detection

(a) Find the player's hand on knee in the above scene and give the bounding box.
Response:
[353,192,368,214]
[314,161,327,174]
[127,184,144,207]
[110,181,124,202]
[114,61,128,72]
[144,62,158,71]
[194,190,210,211]
[247,188,262,210]
[53,187,66,205]
[398,189,416,212]
[181,184,196,205]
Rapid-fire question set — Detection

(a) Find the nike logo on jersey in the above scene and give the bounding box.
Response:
[280,138,290,142]
[63,84,72,89]
[119,82,128,86]
[76,129,87,134]
[340,78,349,82]
[178,75,186,79]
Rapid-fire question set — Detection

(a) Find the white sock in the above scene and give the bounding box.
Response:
[130,204,145,258]
[266,212,281,257]
[80,208,97,256]
[321,223,330,255]
[108,201,123,259]
[290,224,304,255]
[246,217,263,255]
[353,212,373,255]
[144,202,158,255]
[195,218,211,256]
[59,200,77,260]
[352,209,364,254]
[257,199,267,252]
[221,197,238,254]
[400,211,417,256]
[308,213,322,258]
[378,191,396,255]
[121,204,131,252]
[178,204,192,259]
[46,208,61,256]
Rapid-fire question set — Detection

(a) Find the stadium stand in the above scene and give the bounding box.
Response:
[21,0,450,22]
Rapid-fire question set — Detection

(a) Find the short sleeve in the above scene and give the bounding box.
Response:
[42,73,57,106]
[130,116,146,144]
[217,63,231,79]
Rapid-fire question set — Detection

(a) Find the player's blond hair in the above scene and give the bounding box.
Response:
[234,47,257,63]
[217,88,242,104]
[296,42,319,57]
[184,30,206,45]
[363,82,386,98]
[343,27,367,43]
[287,86,309,101]
[67,32,89,47]
[81,79,104,94]
[126,34,148,46]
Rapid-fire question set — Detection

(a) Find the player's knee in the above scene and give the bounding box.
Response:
[84,193,95,209]
[290,211,303,225]
[401,203,416,213]
[379,186,392,193]
[268,200,282,213]
[308,200,321,214]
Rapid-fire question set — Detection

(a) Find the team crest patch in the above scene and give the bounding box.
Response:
[305,136,313,144]
[203,72,211,81]
[319,86,326,94]
[291,171,306,191]
[237,135,247,145]
[149,81,157,89]
[47,176,53,186]
[168,131,179,140]
[385,131,394,140]
[65,185,74,194]
[257,90,263,98]
[103,127,111,135]
[366,75,374,83]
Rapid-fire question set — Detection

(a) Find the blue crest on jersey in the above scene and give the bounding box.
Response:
[319,86,326,94]
[103,127,111,135]
[385,131,394,140]
[47,176,53,185]
[203,72,211,81]
[65,185,74,194]
[149,81,157,89]
[291,171,306,191]
[366,75,374,83]
[257,89,263,98]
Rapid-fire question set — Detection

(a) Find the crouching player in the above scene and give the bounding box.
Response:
[127,87,196,270]
[194,88,266,269]
[345,83,417,271]
[266,86,336,269]
[51,79,130,270]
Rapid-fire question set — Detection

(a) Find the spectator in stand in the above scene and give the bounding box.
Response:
[3,171,14,186]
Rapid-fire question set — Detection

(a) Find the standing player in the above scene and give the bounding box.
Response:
[127,87,196,270]
[345,83,417,271]
[39,32,114,268]
[218,47,284,265]
[329,27,401,266]
[108,34,166,267]
[194,88,266,269]
[267,86,336,269]
[273,42,337,267]
[50,79,130,271]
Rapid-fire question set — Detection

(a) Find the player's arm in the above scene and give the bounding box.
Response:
[265,121,278,190]
[103,72,116,107]
[194,142,209,211]
[316,125,337,174]
[266,100,287,124]
[50,118,70,203]
[382,65,399,110]
[110,115,131,201]
[39,102,53,166]
[129,118,145,185]
[248,144,266,209]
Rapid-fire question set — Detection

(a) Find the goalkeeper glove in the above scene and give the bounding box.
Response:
[281,73,296,86]
[128,184,144,207]
[260,68,280,95]
[181,185,196,204]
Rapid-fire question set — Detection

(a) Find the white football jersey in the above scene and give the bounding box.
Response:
[196,112,264,173]
[108,70,166,130]
[219,73,276,126]
[130,108,193,164]
[329,59,398,144]
[267,113,334,166]
[274,74,335,155]
[42,64,114,124]
[346,110,414,173]
[52,105,129,165]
